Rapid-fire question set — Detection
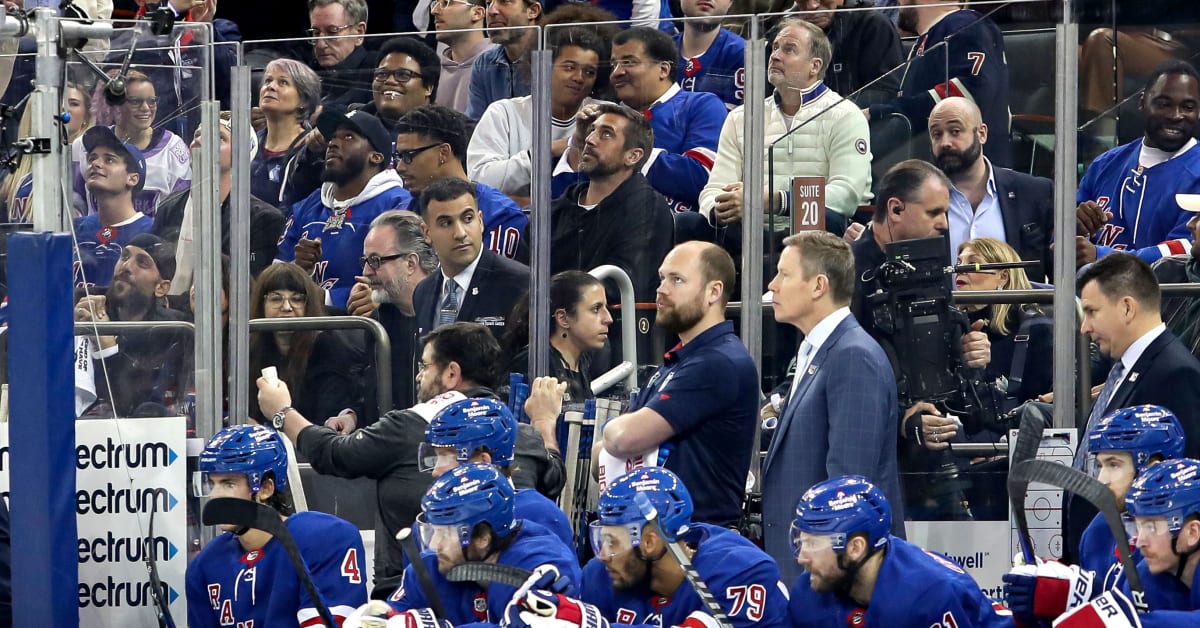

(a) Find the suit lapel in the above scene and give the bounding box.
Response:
[457,251,491,322]
[1108,331,1172,411]
[995,169,1022,244]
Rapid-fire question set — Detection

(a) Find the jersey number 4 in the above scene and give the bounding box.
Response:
[725,584,765,621]
[341,548,362,584]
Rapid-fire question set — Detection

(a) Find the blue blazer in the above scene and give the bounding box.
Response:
[761,314,906,583]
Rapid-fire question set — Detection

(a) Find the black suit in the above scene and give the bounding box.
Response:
[993,167,1054,282]
[413,250,530,339]
[1065,328,1200,563]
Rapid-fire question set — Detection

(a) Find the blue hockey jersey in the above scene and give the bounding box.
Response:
[387,519,582,624]
[674,29,746,111]
[1122,559,1200,627]
[1078,139,1200,264]
[1079,512,1141,594]
[580,524,789,628]
[276,171,413,309]
[641,85,726,212]
[788,536,1012,628]
[185,510,368,628]
[515,489,573,549]
[474,181,529,260]
[73,213,154,288]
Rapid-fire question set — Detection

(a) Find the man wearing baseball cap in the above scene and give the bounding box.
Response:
[73,126,154,289]
[276,109,413,309]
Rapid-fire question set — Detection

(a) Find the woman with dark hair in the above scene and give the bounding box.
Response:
[505,270,612,404]
[251,58,323,209]
[248,263,364,426]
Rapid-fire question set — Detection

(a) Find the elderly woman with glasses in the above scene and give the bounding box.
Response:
[248,263,365,429]
[251,58,323,209]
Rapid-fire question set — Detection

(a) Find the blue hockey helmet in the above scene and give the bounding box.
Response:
[196,424,289,494]
[791,475,891,555]
[1089,405,1185,475]
[1126,458,1200,535]
[419,462,517,550]
[593,467,693,553]
[424,398,517,468]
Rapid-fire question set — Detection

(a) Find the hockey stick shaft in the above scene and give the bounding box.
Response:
[202,498,339,627]
[396,527,451,620]
[145,505,176,628]
[1008,404,1048,563]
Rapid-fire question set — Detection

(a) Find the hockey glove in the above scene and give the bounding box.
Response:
[1004,560,1096,621]
[344,601,453,628]
[1052,589,1142,628]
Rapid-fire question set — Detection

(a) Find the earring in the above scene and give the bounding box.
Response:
[561,331,568,339]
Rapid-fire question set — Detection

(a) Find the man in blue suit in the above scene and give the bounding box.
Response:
[762,230,905,583]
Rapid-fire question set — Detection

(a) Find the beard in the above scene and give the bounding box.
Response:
[322,150,369,186]
[372,275,408,305]
[934,135,983,177]
[656,294,705,334]
[898,6,918,33]
[578,154,620,179]
[107,277,155,321]
[608,551,653,592]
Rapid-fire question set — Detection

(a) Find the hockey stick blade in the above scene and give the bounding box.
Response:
[1008,404,1049,563]
[632,493,734,628]
[396,527,451,620]
[202,498,339,627]
[446,563,534,587]
[1008,460,1147,614]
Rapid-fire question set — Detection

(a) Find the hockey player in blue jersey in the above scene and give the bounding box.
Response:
[1003,405,1185,624]
[788,475,1013,627]
[387,462,582,624]
[421,397,574,547]
[185,424,368,627]
[505,466,788,628]
[1074,61,1200,268]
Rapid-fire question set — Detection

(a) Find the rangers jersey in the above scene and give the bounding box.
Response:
[71,127,193,219]
[276,170,412,309]
[1123,559,1200,627]
[474,181,529,260]
[515,489,574,549]
[1079,512,1140,595]
[580,523,789,628]
[640,84,727,213]
[675,28,746,111]
[185,510,367,628]
[1078,139,1200,263]
[72,212,154,288]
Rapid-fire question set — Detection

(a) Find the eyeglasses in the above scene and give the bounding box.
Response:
[374,68,422,83]
[359,252,408,270]
[393,143,442,164]
[126,97,159,109]
[264,292,308,307]
[306,24,357,39]
[612,58,665,71]
[432,0,479,9]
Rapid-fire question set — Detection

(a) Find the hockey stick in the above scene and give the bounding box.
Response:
[1008,460,1147,614]
[144,504,177,628]
[633,493,734,628]
[396,527,451,620]
[446,563,533,587]
[202,498,338,628]
[1007,403,1049,563]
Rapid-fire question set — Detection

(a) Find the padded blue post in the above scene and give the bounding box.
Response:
[8,232,77,627]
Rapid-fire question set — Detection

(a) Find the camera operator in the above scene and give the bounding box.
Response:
[850,159,993,520]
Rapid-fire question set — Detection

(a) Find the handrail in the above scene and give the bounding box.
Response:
[589,265,639,392]
[248,317,393,417]
[74,320,197,335]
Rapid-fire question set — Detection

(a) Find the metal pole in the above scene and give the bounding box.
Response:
[1052,4,1080,430]
[587,265,638,391]
[528,27,552,379]
[740,15,765,377]
[194,102,223,441]
[229,63,251,424]
[30,8,67,233]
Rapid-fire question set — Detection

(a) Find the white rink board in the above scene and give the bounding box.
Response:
[905,520,1010,600]
[1009,428,1076,561]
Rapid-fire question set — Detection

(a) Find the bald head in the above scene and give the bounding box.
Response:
[930,97,982,127]
[928,97,987,178]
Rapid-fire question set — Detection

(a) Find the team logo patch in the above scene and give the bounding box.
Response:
[97,226,116,244]
[472,593,488,621]
[855,139,868,155]
[684,57,700,78]
[240,550,264,568]
[846,607,866,626]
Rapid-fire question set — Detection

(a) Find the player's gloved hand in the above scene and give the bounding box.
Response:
[674,610,723,628]
[503,590,609,628]
[1052,589,1142,628]
[1003,560,1096,621]
[344,601,454,628]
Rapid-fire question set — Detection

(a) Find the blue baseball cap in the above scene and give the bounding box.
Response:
[82,126,148,194]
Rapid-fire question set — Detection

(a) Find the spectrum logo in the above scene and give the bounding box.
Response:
[76,485,178,515]
[76,439,178,470]
[78,533,179,564]
[79,577,179,608]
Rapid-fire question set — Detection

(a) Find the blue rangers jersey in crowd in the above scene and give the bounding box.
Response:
[277,170,412,309]
[1078,139,1200,263]
[185,510,368,628]
[387,519,582,624]
[474,181,529,260]
[788,535,1012,628]
[72,213,154,288]
[674,29,746,111]
[1079,513,1140,595]
[641,85,726,212]
[580,524,789,628]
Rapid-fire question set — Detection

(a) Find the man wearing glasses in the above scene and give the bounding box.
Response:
[307,0,375,108]
[354,37,441,136]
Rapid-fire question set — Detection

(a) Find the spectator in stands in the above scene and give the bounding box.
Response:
[543,103,674,304]
[1165,199,1200,353]
[929,97,1053,280]
[345,210,437,411]
[793,0,903,106]
[393,105,527,259]
[64,81,94,143]
[588,242,757,528]
[72,71,192,219]
[504,270,611,404]
[465,0,542,119]
[73,127,154,289]
[248,263,365,427]
[412,177,530,339]
[699,17,871,243]
[868,0,1011,167]
[154,113,284,293]
[1079,27,1200,136]
[276,110,413,310]
[307,0,374,108]
[675,0,744,111]
[433,0,492,112]
[467,26,607,202]
[0,107,33,224]
[356,37,440,137]
[558,27,726,215]
[1074,61,1200,269]
[251,59,323,209]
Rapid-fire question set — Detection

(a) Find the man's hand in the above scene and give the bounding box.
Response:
[902,402,958,451]
[712,182,745,225]
[75,295,117,349]
[256,376,294,419]
[190,0,217,22]
[325,410,357,434]
[347,278,377,317]
[962,320,991,368]
[843,222,866,242]
[1075,200,1109,237]
[168,0,206,15]
[250,106,266,132]
[1074,235,1098,268]
[525,376,567,428]
[565,104,601,170]
[305,126,328,155]
[1002,560,1096,622]
[293,235,322,272]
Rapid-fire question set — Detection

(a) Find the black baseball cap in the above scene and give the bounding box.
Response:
[82,126,148,194]
[126,233,176,280]
[317,109,393,156]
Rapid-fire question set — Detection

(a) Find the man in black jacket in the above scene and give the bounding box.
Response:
[795,0,904,106]
[308,0,375,108]
[257,321,563,597]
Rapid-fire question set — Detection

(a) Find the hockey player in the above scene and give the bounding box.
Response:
[185,424,367,627]
[1003,405,1185,624]
[386,462,582,623]
[421,397,574,547]
[788,475,1012,627]
[506,466,789,628]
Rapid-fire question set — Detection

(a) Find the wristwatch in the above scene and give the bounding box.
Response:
[272,406,295,430]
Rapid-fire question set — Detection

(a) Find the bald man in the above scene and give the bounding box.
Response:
[928,97,1054,280]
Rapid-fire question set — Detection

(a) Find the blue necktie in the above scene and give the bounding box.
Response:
[1073,361,1126,470]
[438,280,459,327]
